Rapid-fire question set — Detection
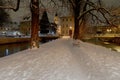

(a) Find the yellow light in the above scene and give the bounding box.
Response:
[69,26,72,30]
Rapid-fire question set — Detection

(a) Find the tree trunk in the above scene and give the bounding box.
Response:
[73,2,80,40]
[79,20,87,39]
[73,17,80,39]
[30,0,39,48]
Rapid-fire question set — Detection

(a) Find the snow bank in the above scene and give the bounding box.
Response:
[0,39,120,80]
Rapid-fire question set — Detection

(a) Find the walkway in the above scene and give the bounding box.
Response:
[0,39,120,80]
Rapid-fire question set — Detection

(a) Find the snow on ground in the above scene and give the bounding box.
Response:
[0,38,120,80]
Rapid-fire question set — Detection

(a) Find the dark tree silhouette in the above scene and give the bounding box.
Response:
[40,11,50,34]
[30,0,39,48]
[0,0,10,26]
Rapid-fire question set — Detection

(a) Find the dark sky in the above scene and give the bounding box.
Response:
[104,0,120,7]
[8,0,120,22]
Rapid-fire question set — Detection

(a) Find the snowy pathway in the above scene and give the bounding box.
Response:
[0,39,120,80]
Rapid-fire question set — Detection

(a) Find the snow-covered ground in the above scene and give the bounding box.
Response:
[0,38,120,80]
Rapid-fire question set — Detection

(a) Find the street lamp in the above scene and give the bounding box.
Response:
[107,29,112,33]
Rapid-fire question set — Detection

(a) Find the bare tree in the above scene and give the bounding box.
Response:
[30,0,39,48]
[52,0,114,40]
[0,0,20,11]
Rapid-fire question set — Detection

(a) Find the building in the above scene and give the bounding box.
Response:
[0,22,20,36]
[0,26,10,31]
[19,21,31,35]
[60,16,74,37]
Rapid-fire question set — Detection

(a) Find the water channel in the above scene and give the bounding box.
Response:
[84,38,120,52]
[0,42,30,57]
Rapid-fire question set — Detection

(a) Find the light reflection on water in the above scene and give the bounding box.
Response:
[5,49,9,56]
[0,42,30,57]
[84,38,120,52]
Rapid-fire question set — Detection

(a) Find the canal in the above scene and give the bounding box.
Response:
[0,42,30,57]
[0,37,58,58]
[0,40,50,58]
[83,38,120,52]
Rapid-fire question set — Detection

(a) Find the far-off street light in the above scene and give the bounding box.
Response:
[107,29,112,33]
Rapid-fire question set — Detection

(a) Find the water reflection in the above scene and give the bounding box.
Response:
[0,42,30,57]
[5,49,9,56]
[84,38,120,52]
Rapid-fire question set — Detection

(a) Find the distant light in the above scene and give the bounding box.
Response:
[107,29,112,32]
[69,26,72,29]
[113,46,120,52]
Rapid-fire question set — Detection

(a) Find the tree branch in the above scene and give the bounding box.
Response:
[0,6,14,9]
[89,11,106,23]
[78,8,96,20]
[99,9,111,24]
[68,0,76,9]
[0,0,20,12]
[13,0,20,11]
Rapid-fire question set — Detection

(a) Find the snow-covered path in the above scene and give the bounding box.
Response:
[0,39,120,80]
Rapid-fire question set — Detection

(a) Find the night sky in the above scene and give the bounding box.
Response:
[8,0,120,22]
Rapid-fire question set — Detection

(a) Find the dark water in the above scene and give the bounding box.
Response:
[0,39,53,58]
[0,42,30,58]
[83,38,120,52]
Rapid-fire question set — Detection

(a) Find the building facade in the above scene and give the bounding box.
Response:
[60,16,74,37]
[19,21,31,35]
